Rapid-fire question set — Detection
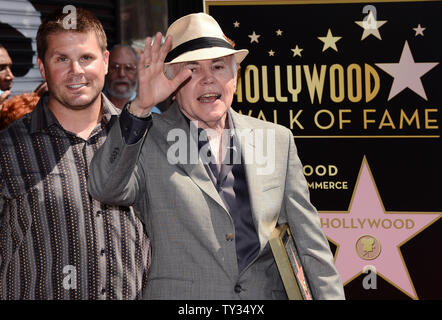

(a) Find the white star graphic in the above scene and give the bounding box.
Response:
[268,49,275,56]
[248,31,261,43]
[233,21,240,28]
[354,11,387,40]
[413,24,426,36]
[375,41,439,101]
[276,29,283,36]
[318,28,342,52]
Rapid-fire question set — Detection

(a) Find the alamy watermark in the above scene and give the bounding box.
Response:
[362,265,377,290]
[362,5,378,30]
[62,5,77,30]
[166,121,276,175]
[63,265,77,290]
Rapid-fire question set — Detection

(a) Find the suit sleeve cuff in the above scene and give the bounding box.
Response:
[119,102,153,145]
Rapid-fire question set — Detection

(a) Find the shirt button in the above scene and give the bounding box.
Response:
[234,284,242,293]
[225,233,234,241]
[100,249,105,256]
[101,288,106,295]
[96,210,102,217]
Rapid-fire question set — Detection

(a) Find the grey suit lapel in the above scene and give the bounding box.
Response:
[153,103,229,213]
[230,109,276,252]
[154,105,277,253]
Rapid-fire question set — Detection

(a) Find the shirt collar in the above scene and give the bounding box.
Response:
[101,92,121,121]
[30,92,120,134]
[29,93,56,134]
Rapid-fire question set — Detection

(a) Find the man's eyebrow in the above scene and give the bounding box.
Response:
[183,62,199,67]
[52,50,96,57]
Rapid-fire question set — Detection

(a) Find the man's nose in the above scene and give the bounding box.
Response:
[70,61,84,74]
[117,66,127,77]
[201,67,215,83]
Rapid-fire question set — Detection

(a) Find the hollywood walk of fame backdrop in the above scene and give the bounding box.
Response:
[205,0,442,299]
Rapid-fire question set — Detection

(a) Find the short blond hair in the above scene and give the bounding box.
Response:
[37,7,107,61]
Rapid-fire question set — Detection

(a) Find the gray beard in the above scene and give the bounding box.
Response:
[106,82,137,99]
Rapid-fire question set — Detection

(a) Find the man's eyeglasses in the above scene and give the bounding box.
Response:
[108,63,137,74]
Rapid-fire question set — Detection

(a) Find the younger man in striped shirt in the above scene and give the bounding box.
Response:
[0,8,150,299]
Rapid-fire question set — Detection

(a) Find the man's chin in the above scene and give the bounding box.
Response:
[57,93,101,111]
[108,90,133,100]
[66,103,94,111]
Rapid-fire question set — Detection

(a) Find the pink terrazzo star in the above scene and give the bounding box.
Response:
[319,157,441,299]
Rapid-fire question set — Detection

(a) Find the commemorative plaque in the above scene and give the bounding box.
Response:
[269,223,313,300]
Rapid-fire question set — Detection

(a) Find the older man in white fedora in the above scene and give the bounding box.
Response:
[88,13,344,300]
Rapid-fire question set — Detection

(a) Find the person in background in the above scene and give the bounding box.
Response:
[0,8,150,300]
[104,44,161,113]
[88,12,344,299]
[0,92,40,130]
[0,82,48,130]
[0,44,14,113]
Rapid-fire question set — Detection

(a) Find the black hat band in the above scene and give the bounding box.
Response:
[165,37,234,63]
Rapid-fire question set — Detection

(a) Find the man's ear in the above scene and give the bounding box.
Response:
[103,50,110,75]
[37,57,46,80]
[233,63,240,91]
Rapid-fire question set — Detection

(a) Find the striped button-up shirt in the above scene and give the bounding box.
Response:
[0,94,150,300]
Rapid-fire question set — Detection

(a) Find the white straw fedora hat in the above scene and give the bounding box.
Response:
[164,12,248,64]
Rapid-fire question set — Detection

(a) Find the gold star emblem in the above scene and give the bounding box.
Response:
[248,31,261,43]
[268,49,275,56]
[276,29,283,36]
[354,11,387,40]
[318,28,342,52]
[291,45,303,57]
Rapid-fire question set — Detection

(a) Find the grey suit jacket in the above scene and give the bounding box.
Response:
[88,103,345,299]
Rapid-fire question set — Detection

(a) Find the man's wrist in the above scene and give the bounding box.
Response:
[120,102,153,145]
[127,100,152,118]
